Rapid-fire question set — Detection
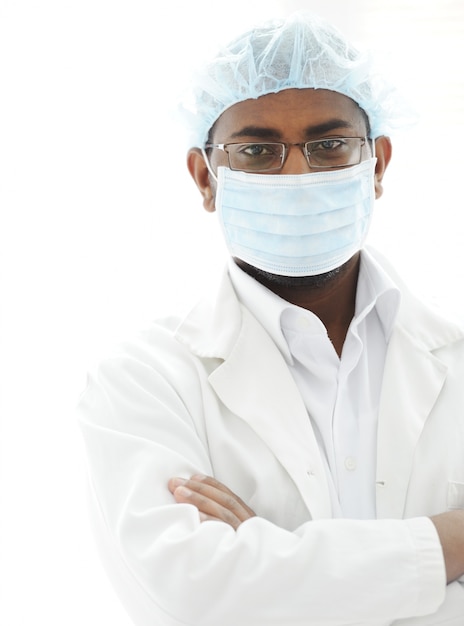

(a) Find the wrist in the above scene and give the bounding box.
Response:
[430,510,464,583]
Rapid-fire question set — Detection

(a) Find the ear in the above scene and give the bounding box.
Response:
[187,148,216,213]
[373,136,392,199]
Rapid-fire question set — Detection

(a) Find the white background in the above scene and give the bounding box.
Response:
[1,0,463,624]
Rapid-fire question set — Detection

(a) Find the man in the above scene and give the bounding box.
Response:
[78,13,464,626]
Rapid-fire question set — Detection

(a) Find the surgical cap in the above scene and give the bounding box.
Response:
[181,12,414,147]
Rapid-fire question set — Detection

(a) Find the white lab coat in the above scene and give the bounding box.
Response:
[78,250,464,626]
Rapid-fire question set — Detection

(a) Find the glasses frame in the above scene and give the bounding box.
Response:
[204,136,370,174]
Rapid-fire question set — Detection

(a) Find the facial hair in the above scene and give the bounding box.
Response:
[234,257,350,290]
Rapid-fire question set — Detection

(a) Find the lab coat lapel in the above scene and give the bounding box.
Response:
[176,271,332,519]
[368,247,464,519]
[208,307,333,520]
[375,325,448,518]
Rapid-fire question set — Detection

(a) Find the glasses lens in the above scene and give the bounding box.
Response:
[227,143,284,172]
[306,138,363,168]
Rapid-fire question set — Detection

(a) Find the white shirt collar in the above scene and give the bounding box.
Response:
[227,248,401,364]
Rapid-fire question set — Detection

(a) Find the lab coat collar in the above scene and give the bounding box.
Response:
[367,247,464,352]
[174,268,242,360]
[176,248,464,361]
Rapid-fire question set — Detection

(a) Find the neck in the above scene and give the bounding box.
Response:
[235,253,361,357]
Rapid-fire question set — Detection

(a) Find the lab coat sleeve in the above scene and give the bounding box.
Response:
[77,330,447,626]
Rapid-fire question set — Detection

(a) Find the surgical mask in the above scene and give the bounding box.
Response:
[215,158,377,277]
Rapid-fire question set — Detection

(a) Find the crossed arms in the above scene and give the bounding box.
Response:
[169,474,464,585]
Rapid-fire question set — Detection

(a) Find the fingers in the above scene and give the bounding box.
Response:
[168,474,256,530]
[191,474,256,519]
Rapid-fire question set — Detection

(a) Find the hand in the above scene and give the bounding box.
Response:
[168,474,256,530]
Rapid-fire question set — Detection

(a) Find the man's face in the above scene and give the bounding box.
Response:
[207,88,372,180]
[187,87,391,289]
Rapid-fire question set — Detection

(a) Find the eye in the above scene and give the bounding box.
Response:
[312,138,346,151]
[227,143,284,172]
[305,137,361,168]
[238,143,280,157]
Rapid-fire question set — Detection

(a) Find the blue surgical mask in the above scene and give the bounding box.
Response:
[215,158,377,277]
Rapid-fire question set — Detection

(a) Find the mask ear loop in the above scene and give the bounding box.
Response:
[201,148,218,182]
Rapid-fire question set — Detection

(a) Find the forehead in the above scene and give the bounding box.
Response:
[210,88,368,141]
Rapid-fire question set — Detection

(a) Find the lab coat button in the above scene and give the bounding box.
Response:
[344,456,357,471]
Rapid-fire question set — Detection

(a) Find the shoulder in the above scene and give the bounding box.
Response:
[78,270,243,420]
[367,247,464,352]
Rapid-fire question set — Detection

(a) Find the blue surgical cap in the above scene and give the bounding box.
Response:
[181,12,414,147]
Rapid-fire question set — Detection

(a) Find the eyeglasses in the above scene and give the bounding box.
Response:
[204,137,369,173]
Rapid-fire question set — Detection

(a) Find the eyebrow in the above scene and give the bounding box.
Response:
[227,119,355,141]
[304,119,355,137]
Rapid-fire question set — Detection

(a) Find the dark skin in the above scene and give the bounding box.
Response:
[169,88,464,583]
